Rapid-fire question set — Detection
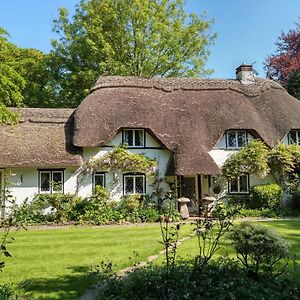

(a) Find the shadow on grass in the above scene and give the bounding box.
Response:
[20,266,97,300]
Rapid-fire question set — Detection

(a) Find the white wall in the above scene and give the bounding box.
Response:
[79,131,171,200]
[4,166,78,205]
[4,130,172,205]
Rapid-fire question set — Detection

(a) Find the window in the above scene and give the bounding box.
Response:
[288,130,300,145]
[228,175,249,194]
[124,174,145,195]
[93,172,106,190]
[39,170,63,193]
[226,131,247,149]
[123,129,144,147]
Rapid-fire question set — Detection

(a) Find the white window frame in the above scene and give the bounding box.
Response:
[228,175,249,194]
[93,172,106,190]
[123,174,145,195]
[39,170,64,194]
[226,130,247,149]
[123,129,145,148]
[288,130,300,145]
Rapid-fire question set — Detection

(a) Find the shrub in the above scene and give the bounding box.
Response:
[32,193,81,223]
[250,183,282,209]
[230,222,290,277]
[96,257,300,300]
[290,187,300,210]
[118,195,141,212]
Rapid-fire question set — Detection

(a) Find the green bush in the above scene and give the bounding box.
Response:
[290,187,300,210]
[97,257,300,300]
[250,183,282,209]
[33,193,81,223]
[230,222,290,277]
[118,195,141,212]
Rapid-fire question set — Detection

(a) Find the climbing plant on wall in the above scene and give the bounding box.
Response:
[222,140,300,188]
[222,140,270,180]
[82,146,157,174]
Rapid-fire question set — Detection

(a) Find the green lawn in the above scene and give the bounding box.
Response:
[1,220,299,299]
[0,223,193,300]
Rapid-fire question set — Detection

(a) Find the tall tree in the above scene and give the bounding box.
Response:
[49,0,216,107]
[264,21,300,99]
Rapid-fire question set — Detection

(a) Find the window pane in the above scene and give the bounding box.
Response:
[135,130,144,146]
[290,130,297,144]
[227,132,236,148]
[239,175,248,192]
[125,177,134,194]
[124,130,133,146]
[94,173,104,187]
[230,178,238,193]
[237,132,246,148]
[52,172,63,192]
[40,172,50,192]
[135,176,144,194]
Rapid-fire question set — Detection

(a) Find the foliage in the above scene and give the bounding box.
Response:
[0,283,30,300]
[290,187,300,210]
[268,143,300,185]
[222,141,300,191]
[118,195,141,212]
[264,21,300,91]
[0,218,13,272]
[32,193,82,223]
[193,202,239,268]
[97,256,300,300]
[222,140,269,180]
[239,208,299,218]
[230,222,290,278]
[287,71,300,100]
[250,183,282,209]
[83,146,157,174]
[49,0,216,107]
[0,28,55,117]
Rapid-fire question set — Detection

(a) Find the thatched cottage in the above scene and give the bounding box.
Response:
[1,64,300,215]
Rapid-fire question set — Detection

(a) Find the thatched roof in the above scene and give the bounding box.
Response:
[73,76,300,175]
[0,108,82,168]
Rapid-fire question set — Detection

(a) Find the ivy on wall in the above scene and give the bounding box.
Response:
[222,140,300,188]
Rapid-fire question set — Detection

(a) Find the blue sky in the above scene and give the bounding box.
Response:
[0,0,299,78]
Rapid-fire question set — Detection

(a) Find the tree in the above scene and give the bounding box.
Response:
[264,21,300,99]
[49,0,216,107]
[0,28,24,123]
[0,28,56,116]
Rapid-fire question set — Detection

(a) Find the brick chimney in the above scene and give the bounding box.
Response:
[236,64,255,84]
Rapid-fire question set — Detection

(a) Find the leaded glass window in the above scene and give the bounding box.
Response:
[94,172,105,189]
[39,170,63,194]
[123,129,144,147]
[288,130,300,145]
[124,174,145,195]
[226,131,247,149]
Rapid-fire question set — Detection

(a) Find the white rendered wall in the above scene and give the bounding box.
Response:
[79,131,172,200]
[4,167,78,205]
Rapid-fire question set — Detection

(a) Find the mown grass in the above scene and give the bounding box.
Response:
[1,220,300,299]
[0,223,193,300]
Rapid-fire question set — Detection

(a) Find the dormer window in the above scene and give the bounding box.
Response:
[288,130,300,145]
[123,129,144,147]
[226,131,247,149]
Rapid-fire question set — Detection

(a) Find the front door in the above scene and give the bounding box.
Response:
[180,176,197,209]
